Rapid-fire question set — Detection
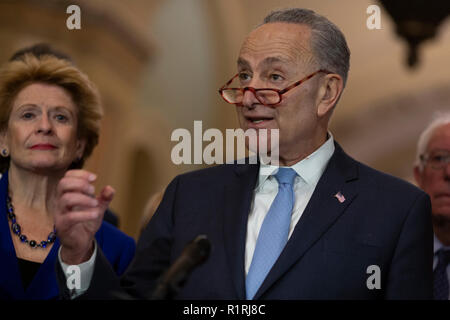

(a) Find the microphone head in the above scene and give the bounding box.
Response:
[186,235,211,266]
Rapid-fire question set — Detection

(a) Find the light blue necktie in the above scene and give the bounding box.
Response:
[246,167,297,299]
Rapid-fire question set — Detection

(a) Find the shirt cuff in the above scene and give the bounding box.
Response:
[58,241,97,299]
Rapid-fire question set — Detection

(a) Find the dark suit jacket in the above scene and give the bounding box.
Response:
[57,142,433,299]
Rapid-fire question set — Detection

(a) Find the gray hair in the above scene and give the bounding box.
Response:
[263,8,350,87]
[415,111,450,170]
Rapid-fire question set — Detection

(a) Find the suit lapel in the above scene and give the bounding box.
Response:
[222,162,259,299]
[254,143,360,299]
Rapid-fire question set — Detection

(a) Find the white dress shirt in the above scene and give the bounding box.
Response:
[58,242,97,298]
[433,235,450,300]
[245,133,335,274]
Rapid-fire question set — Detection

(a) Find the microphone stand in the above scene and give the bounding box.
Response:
[150,235,211,300]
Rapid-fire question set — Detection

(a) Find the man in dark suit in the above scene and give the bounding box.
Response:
[413,113,450,300]
[54,8,433,299]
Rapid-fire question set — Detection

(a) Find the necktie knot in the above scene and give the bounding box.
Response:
[274,168,297,186]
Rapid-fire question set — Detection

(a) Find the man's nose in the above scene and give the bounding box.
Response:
[444,161,450,181]
[241,88,260,109]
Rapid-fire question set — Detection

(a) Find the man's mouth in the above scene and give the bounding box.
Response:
[246,116,274,126]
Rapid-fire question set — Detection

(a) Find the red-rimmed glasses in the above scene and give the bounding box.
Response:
[218,69,331,106]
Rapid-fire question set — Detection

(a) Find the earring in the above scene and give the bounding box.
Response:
[1,148,9,157]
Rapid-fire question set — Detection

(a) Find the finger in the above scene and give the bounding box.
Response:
[98,185,115,205]
[58,176,96,197]
[97,186,115,212]
[64,169,97,182]
[60,192,99,211]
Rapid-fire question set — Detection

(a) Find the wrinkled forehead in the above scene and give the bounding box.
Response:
[428,123,450,152]
[238,22,316,71]
[11,82,77,112]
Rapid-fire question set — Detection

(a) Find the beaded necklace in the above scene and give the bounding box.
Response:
[6,196,56,249]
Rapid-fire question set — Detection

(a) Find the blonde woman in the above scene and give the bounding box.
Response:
[0,45,135,300]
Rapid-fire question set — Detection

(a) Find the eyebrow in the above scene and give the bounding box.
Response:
[237,57,250,69]
[16,104,75,116]
[16,103,38,109]
[237,56,291,70]
[261,56,290,66]
[52,106,74,113]
[429,149,450,154]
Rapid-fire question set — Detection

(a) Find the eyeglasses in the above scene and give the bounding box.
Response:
[420,150,450,170]
[218,69,331,106]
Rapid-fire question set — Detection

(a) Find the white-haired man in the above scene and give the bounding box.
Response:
[414,112,450,300]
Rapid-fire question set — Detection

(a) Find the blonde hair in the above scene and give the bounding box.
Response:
[0,53,103,172]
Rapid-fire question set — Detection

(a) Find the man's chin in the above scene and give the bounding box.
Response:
[432,212,450,228]
[246,141,280,164]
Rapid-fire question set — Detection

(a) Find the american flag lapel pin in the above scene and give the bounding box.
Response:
[334,191,346,203]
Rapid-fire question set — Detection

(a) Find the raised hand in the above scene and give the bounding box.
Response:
[55,170,115,264]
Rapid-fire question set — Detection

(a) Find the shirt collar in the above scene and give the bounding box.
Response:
[434,234,450,254]
[256,132,335,189]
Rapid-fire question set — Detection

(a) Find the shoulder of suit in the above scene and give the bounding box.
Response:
[176,162,249,180]
[352,157,425,197]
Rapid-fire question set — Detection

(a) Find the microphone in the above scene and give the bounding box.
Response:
[151,234,211,300]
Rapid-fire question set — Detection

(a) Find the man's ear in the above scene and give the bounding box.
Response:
[414,165,423,188]
[316,74,343,118]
